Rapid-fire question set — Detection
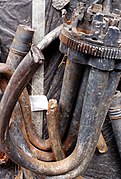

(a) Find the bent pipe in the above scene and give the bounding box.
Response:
[0,47,120,178]
[19,25,63,151]
[0,63,73,162]
[0,25,63,154]
[0,64,55,161]
[18,24,81,153]
[0,28,87,163]
[8,24,81,153]
[53,70,121,179]
[6,24,51,151]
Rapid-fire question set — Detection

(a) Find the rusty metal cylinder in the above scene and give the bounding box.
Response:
[58,58,83,137]
[6,24,34,70]
[108,90,121,157]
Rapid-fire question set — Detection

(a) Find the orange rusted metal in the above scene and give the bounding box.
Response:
[47,99,65,161]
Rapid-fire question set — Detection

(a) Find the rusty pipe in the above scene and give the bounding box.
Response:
[0,74,55,162]
[46,70,121,179]
[58,58,84,137]
[0,52,114,177]
[6,24,51,150]
[5,25,63,152]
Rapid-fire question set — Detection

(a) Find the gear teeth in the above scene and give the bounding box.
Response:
[104,47,108,58]
[112,49,116,59]
[115,49,119,59]
[106,49,110,59]
[60,33,121,59]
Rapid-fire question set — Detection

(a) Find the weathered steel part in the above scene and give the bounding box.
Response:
[0,44,44,141]
[59,58,83,137]
[11,97,54,162]
[58,0,121,162]
[6,23,50,151]
[59,1,121,60]
[62,66,90,154]
[96,133,108,154]
[21,119,55,162]
[0,59,111,177]
[10,120,55,162]
[52,0,70,10]
[0,64,68,162]
[0,71,55,163]
[6,24,50,151]
[0,64,54,162]
[6,25,62,153]
[47,71,121,179]
[60,31,121,60]
[19,90,51,151]
[21,25,65,152]
[63,66,90,154]
[6,24,34,70]
[9,116,33,158]
[47,99,65,161]
[108,90,121,158]
[0,32,120,179]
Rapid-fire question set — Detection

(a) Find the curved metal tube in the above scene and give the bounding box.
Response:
[0,64,55,161]
[0,26,120,177]
[19,25,63,151]
[0,51,116,177]
[47,70,121,179]
[19,89,51,151]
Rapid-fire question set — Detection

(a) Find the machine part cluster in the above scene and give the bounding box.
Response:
[60,0,121,59]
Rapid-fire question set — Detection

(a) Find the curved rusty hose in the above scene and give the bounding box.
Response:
[6,24,59,151]
[0,25,87,164]
[0,63,75,161]
[0,64,55,161]
[0,45,119,178]
[19,89,51,151]
[0,64,64,162]
[46,70,121,179]
[22,25,63,151]
[6,24,84,155]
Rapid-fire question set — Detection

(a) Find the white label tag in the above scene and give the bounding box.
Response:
[29,95,48,112]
